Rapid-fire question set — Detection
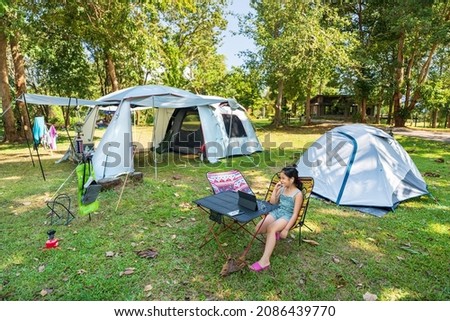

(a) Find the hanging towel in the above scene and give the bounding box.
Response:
[32,116,47,146]
[48,125,58,150]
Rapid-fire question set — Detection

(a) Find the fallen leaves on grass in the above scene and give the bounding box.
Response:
[302,239,319,246]
[136,248,158,259]
[363,292,378,301]
[144,284,153,297]
[220,255,247,277]
[40,288,53,296]
[105,251,115,257]
[423,172,440,177]
[120,267,135,276]
[350,258,364,268]
[332,256,340,264]
[334,274,346,288]
[400,246,421,254]
[179,202,193,211]
[77,269,87,275]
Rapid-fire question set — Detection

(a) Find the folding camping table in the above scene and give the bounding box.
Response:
[194,191,278,258]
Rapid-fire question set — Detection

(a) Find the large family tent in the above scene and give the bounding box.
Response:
[92,85,262,180]
[296,124,429,216]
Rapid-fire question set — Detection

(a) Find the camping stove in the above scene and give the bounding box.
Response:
[45,229,59,248]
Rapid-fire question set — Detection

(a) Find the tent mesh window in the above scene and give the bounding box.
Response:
[173,110,203,153]
[181,111,201,131]
[221,114,247,138]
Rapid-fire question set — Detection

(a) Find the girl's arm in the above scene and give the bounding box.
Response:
[270,181,282,204]
[280,191,303,238]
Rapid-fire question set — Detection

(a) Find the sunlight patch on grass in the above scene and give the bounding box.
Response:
[428,180,450,189]
[0,254,25,270]
[379,287,411,301]
[348,239,382,254]
[9,193,51,215]
[0,175,23,181]
[315,206,370,219]
[427,223,450,236]
[302,221,323,235]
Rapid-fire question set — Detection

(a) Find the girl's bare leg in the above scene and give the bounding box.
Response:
[257,219,288,267]
[254,214,276,235]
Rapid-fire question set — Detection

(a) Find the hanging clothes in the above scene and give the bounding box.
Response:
[47,125,58,150]
[32,116,47,146]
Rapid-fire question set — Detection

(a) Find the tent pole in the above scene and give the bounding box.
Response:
[153,97,157,180]
[34,139,46,181]
[21,96,35,167]
[24,95,46,180]
[64,98,76,156]
[228,106,233,158]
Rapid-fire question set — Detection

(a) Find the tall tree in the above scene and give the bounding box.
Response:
[0,29,18,142]
[244,0,353,126]
[10,33,31,139]
[159,0,228,92]
[375,0,450,127]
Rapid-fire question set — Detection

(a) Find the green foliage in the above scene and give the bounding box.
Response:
[159,0,228,93]
[2,0,450,135]
[242,0,354,124]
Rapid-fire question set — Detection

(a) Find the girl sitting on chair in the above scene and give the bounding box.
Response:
[249,165,303,272]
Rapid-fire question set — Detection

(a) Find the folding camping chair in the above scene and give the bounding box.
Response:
[206,169,253,195]
[197,170,261,252]
[264,173,314,244]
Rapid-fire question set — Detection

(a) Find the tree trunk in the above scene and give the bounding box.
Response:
[360,97,367,123]
[272,79,283,127]
[0,31,18,142]
[305,88,312,126]
[407,43,439,112]
[431,110,438,128]
[446,111,450,129]
[387,94,394,125]
[393,32,405,127]
[106,52,119,92]
[135,110,140,125]
[10,34,32,141]
[375,88,384,124]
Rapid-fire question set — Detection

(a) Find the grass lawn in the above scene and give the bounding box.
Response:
[0,122,449,301]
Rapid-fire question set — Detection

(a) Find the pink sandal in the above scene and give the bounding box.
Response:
[249,261,270,272]
[276,232,281,241]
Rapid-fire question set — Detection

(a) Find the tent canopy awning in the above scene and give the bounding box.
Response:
[129,95,240,109]
[96,85,243,110]
[18,87,244,111]
[17,93,114,107]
